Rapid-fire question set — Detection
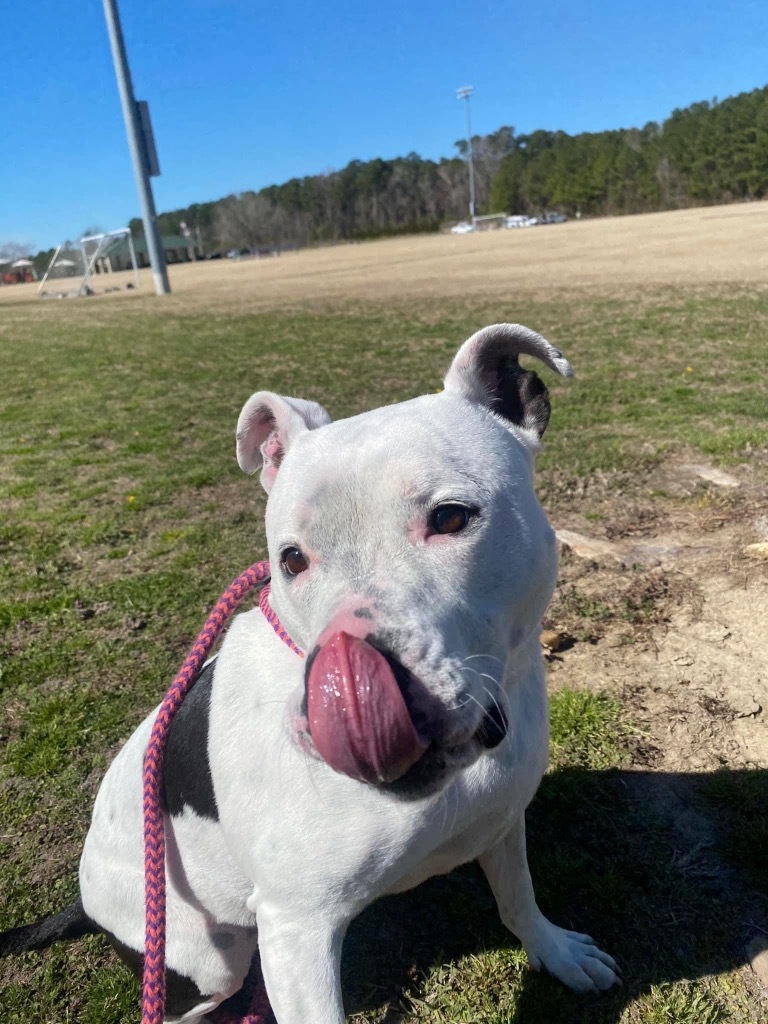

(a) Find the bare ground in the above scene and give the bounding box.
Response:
[546,457,768,773]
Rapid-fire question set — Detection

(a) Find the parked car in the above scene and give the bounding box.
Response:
[505,213,567,229]
[505,216,541,229]
[204,251,224,260]
[450,221,476,235]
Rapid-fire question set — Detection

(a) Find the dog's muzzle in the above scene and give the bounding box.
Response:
[302,632,509,787]
[305,632,430,784]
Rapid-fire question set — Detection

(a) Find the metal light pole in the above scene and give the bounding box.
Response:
[456,86,476,227]
[102,0,171,295]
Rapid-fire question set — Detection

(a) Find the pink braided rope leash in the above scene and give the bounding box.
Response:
[141,560,303,1024]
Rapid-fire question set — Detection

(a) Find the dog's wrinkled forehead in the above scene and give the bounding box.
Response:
[237,324,573,503]
[265,392,519,532]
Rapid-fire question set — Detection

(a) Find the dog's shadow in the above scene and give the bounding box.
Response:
[341,767,768,1022]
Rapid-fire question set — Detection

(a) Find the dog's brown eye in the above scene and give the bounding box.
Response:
[430,504,471,535]
[281,547,309,576]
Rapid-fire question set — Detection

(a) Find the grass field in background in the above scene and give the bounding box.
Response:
[1,280,767,1022]
[5,200,768,310]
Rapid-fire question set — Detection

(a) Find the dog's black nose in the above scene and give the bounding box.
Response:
[476,701,508,749]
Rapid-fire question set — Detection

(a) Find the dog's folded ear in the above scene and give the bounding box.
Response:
[237,392,331,492]
[443,323,574,445]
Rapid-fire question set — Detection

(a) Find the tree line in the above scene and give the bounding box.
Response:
[132,126,516,251]
[489,86,768,215]
[143,85,768,252]
[9,83,768,269]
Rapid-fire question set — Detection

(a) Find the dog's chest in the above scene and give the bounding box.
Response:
[387,800,512,896]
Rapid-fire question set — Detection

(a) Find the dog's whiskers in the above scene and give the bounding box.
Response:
[444,695,473,713]
[454,677,491,718]
[458,665,501,695]
[456,668,507,735]
[481,684,505,727]
[463,653,504,668]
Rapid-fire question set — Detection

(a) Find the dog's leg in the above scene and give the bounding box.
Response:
[478,815,620,992]
[255,911,346,1024]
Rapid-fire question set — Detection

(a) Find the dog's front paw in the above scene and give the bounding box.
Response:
[523,921,620,992]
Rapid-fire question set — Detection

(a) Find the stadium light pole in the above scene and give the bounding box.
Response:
[456,86,476,227]
[102,0,171,295]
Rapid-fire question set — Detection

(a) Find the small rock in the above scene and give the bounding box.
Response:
[672,655,694,666]
[745,542,768,560]
[734,701,763,720]
[556,529,624,562]
[746,936,768,988]
[682,463,740,488]
[627,542,684,567]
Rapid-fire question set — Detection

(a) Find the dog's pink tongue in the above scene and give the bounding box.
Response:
[307,632,428,784]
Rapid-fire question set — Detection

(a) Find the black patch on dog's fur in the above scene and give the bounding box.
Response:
[212,930,236,950]
[0,901,214,1017]
[163,659,219,821]
[493,362,551,438]
[468,332,553,437]
[107,932,210,1016]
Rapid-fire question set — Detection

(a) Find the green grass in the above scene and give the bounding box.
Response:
[636,982,728,1024]
[549,690,626,770]
[1,286,766,1022]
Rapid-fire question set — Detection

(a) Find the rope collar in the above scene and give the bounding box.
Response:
[142,560,300,1024]
[258,581,304,657]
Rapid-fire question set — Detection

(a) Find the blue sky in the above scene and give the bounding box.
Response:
[3,0,768,251]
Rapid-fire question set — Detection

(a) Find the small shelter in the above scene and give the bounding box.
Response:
[106,233,199,271]
[1,257,35,285]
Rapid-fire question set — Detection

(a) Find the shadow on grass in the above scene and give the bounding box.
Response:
[341,767,768,1022]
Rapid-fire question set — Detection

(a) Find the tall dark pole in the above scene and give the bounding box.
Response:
[102,0,170,295]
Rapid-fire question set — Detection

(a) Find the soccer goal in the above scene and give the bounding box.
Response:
[38,228,140,299]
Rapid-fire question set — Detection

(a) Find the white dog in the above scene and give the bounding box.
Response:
[0,324,619,1022]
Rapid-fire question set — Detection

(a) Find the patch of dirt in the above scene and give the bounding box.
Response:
[548,572,767,770]
[542,447,768,548]
[547,452,768,770]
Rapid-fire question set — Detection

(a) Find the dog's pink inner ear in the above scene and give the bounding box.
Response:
[236,399,281,476]
[260,431,284,488]
[237,391,332,493]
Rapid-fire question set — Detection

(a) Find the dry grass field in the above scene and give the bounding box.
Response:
[3,199,768,312]
[1,200,767,1023]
